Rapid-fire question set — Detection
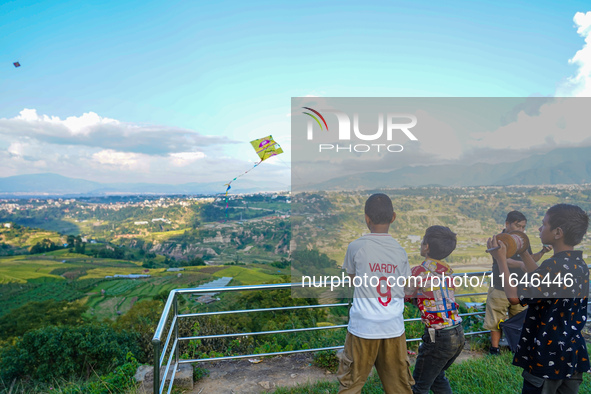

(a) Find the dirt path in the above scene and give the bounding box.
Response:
[187,347,485,393]
[188,353,336,393]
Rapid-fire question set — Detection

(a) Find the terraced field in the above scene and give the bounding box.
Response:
[0,256,65,283]
[212,266,280,285]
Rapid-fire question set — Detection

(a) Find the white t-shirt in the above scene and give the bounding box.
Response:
[342,233,410,339]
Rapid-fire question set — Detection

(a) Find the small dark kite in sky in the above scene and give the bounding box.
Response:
[13,62,21,68]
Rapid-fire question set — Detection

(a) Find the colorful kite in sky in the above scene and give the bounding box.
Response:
[13,62,21,68]
[224,135,283,219]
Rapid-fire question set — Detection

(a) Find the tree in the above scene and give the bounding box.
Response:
[182,257,205,267]
[0,300,88,340]
[29,238,61,254]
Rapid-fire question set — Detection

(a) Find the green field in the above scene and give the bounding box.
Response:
[213,266,280,285]
[0,256,65,283]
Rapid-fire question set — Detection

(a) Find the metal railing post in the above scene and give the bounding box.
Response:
[152,338,161,394]
[174,293,180,367]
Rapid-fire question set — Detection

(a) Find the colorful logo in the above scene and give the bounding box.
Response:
[302,107,329,132]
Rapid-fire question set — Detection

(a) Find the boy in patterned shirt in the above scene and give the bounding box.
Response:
[488,204,589,393]
[405,225,464,394]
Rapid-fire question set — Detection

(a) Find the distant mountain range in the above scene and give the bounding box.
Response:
[0,173,287,197]
[308,146,591,190]
[2,146,590,196]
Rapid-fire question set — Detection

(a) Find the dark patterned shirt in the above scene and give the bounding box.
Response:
[514,250,590,379]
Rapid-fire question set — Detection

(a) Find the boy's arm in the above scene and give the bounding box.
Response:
[404,276,418,297]
[520,250,540,273]
[530,245,552,263]
[506,258,526,271]
[487,236,520,304]
[342,244,357,281]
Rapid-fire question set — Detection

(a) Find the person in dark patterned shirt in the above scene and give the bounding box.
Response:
[487,204,589,394]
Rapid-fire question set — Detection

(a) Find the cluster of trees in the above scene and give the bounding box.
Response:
[291,249,339,277]
[66,234,86,254]
[29,238,63,254]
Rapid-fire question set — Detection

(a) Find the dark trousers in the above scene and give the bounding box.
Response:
[412,324,465,394]
[522,371,583,394]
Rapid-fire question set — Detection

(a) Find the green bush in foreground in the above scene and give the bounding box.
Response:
[0,324,141,383]
[0,352,140,394]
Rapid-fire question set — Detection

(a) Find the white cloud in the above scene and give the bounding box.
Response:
[91,149,143,170]
[16,109,119,135]
[169,151,206,166]
[0,109,235,154]
[470,98,590,151]
[7,142,24,156]
[557,11,591,97]
[0,109,289,185]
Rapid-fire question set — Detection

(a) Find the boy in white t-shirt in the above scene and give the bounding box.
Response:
[337,193,414,394]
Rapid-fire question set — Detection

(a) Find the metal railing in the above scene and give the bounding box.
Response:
[151,271,491,394]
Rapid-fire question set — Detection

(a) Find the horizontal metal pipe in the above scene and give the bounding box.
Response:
[178,345,345,363]
[464,329,491,336]
[180,310,485,342]
[176,327,494,363]
[455,292,487,298]
[178,298,483,320]
[181,324,348,341]
[178,303,349,319]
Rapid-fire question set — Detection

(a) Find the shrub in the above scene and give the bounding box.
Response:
[313,350,339,373]
[0,324,141,382]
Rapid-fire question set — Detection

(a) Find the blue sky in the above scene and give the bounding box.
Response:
[1,1,590,189]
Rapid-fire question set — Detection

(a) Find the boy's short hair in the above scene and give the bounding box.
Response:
[506,210,527,224]
[546,204,589,246]
[423,225,457,260]
[365,193,394,225]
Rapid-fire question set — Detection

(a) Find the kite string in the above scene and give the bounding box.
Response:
[223,139,279,221]
[224,159,263,220]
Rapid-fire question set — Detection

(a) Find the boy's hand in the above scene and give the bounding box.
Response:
[541,245,552,254]
[487,235,507,262]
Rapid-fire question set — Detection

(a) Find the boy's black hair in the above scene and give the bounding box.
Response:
[546,204,589,246]
[423,225,457,260]
[364,193,394,225]
[506,210,527,224]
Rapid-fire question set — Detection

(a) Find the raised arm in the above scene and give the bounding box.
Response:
[487,236,519,304]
